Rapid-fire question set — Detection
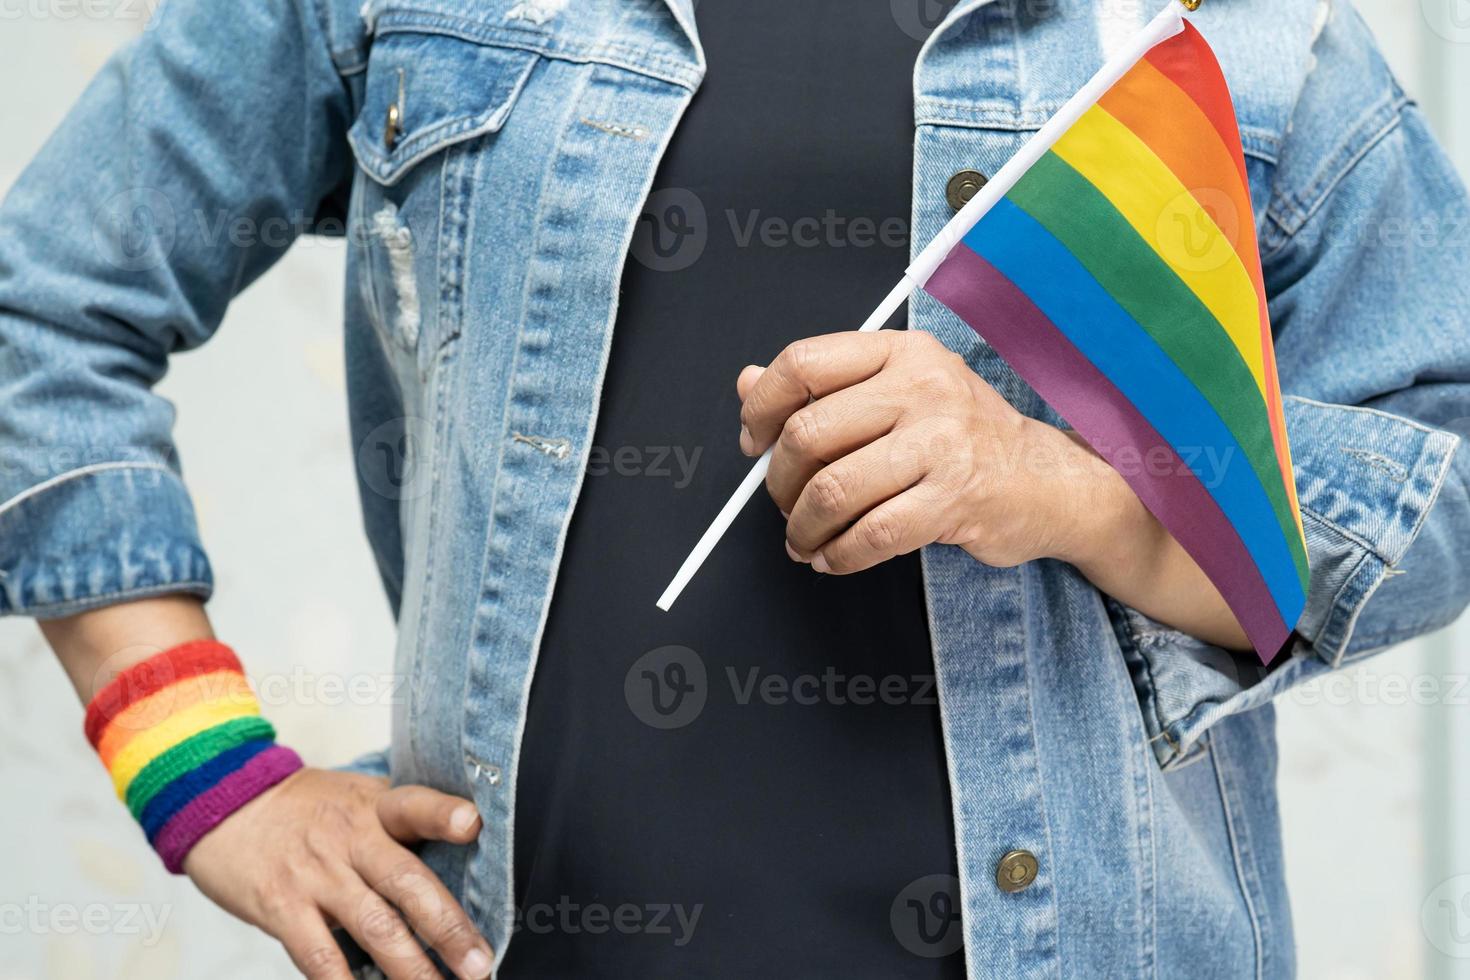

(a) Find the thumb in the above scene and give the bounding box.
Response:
[376,784,482,845]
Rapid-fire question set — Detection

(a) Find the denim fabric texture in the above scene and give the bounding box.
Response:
[3,0,1469,975]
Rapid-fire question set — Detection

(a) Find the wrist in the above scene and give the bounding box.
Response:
[1042,427,1167,575]
[1027,427,1250,650]
[83,639,303,873]
[42,595,213,701]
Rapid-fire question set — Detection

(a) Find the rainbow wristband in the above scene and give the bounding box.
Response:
[84,640,303,873]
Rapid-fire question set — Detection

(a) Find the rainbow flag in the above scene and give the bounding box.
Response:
[911,6,1307,661]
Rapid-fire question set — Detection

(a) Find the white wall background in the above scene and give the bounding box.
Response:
[0,2,1466,978]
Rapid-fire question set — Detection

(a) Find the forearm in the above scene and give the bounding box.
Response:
[40,595,214,702]
[1048,431,1252,651]
[41,602,495,977]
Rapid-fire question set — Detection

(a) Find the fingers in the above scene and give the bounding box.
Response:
[273,907,354,980]
[377,784,481,846]
[369,788,493,977]
[736,364,765,401]
[807,489,936,575]
[764,378,907,514]
[184,770,490,980]
[739,333,901,454]
[784,434,931,556]
[355,839,495,980]
[329,882,441,980]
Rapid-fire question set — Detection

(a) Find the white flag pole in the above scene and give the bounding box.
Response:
[655,275,916,611]
[655,1,1189,612]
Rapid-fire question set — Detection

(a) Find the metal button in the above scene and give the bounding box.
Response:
[384,101,402,151]
[384,67,406,151]
[465,752,502,786]
[946,169,988,212]
[995,849,1039,893]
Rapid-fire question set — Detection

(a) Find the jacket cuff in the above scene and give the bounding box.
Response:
[1286,396,1460,664]
[0,463,213,618]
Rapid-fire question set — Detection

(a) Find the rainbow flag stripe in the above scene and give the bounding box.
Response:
[920,16,1308,659]
[84,640,302,872]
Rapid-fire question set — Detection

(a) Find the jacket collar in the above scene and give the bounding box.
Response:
[659,0,705,69]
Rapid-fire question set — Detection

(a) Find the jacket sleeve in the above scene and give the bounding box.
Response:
[0,0,358,617]
[1233,5,1470,668]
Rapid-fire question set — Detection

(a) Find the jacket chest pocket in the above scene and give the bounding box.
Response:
[347,25,539,375]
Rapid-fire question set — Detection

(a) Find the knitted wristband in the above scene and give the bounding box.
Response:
[84,640,303,873]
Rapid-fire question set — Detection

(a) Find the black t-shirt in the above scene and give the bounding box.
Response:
[505,3,963,976]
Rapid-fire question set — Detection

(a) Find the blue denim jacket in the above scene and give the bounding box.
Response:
[3,0,1469,975]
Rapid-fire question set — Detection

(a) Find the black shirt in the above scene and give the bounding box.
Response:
[505,3,962,976]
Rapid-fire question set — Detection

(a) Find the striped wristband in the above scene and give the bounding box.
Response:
[84,640,303,873]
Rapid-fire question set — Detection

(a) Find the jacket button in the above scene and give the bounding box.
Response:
[995,849,1038,893]
[946,169,988,212]
[385,101,403,151]
[385,67,407,152]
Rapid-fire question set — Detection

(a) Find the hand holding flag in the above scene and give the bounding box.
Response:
[658,1,1308,663]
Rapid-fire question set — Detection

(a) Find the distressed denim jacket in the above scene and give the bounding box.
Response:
[3,0,1469,975]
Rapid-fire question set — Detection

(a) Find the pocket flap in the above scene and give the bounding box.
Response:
[349,31,538,187]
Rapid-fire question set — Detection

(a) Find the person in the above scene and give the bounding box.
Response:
[3,0,1469,976]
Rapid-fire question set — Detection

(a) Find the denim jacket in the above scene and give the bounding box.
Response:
[3,0,1469,976]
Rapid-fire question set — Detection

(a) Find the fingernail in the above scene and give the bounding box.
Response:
[811,552,830,574]
[461,947,493,979]
[785,540,807,563]
[451,805,478,835]
[739,425,754,456]
[778,508,789,520]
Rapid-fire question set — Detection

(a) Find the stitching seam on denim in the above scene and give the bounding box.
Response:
[14,582,214,619]
[470,59,608,969]
[1163,742,1213,772]
[1260,95,1406,259]
[1015,563,1063,965]
[1211,739,1265,980]
[1320,434,1461,664]
[0,461,173,519]
[369,11,702,90]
